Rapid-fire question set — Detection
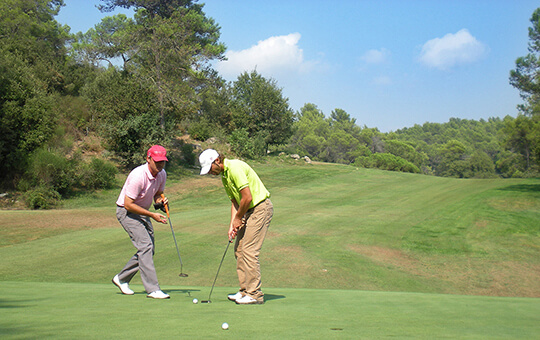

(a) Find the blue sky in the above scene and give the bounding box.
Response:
[56,1,539,132]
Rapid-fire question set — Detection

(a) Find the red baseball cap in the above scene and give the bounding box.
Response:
[147,145,168,162]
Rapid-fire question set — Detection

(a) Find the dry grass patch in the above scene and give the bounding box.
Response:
[165,175,222,197]
[488,197,539,212]
[0,209,117,246]
[348,244,423,275]
[348,244,540,297]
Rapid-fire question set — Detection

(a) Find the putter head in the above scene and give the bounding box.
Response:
[201,300,211,304]
[179,273,188,277]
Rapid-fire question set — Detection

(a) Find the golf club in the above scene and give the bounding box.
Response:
[161,194,188,277]
[201,238,232,303]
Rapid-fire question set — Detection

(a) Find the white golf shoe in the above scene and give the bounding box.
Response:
[147,290,170,299]
[112,275,134,295]
[235,295,263,305]
[227,292,243,301]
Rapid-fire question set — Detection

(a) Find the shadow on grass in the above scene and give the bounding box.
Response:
[0,298,34,308]
[114,289,201,296]
[265,294,285,301]
[165,288,201,297]
[497,184,540,194]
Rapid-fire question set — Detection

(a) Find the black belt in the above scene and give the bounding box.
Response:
[250,197,269,211]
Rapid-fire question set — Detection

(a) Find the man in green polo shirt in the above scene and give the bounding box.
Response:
[199,149,273,304]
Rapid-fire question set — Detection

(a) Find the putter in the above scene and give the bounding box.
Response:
[161,194,188,277]
[201,238,232,303]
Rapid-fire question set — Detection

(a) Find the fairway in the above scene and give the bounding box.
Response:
[1,281,539,339]
[1,161,539,338]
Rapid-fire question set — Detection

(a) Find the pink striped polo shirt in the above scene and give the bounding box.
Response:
[116,163,167,210]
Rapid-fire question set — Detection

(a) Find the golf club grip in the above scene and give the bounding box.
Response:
[160,193,170,217]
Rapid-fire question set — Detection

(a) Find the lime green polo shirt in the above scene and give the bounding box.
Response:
[221,159,270,208]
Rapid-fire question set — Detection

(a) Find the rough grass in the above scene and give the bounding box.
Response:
[0,159,538,298]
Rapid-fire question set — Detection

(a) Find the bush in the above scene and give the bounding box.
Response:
[78,158,117,190]
[179,142,196,167]
[24,185,61,209]
[228,128,266,159]
[188,119,213,141]
[354,153,421,173]
[23,149,77,195]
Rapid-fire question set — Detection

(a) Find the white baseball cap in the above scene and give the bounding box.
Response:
[199,149,220,175]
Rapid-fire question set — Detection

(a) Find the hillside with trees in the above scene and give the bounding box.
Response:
[0,0,538,209]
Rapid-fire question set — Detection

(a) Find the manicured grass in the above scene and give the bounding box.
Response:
[1,159,539,338]
[1,281,538,339]
[1,160,538,296]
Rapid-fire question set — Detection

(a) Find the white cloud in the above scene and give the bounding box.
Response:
[216,33,315,78]
[361,48,390,64]
[419,29,487,70]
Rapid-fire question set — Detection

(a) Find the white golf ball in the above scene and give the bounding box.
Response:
[192,298,198,304]
[222,322,229,330]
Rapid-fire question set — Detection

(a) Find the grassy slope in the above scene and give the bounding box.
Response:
[0,159,539,298]
[1,159,539,339]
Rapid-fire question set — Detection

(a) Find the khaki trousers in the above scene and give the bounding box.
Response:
[235,199,273,301]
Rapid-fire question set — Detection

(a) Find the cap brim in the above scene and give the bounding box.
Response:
[152,156,168,162]
[200,164,211,175]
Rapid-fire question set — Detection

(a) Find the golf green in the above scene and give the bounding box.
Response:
[1,281,538,339]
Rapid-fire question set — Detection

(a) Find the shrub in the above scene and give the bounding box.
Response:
[179,142,196,167]
[228,128,266,159]
[24,185,61,209]
[354,153,421,173]
[24,149,77,195]
[78,158,117,190]
[188,119,213,141]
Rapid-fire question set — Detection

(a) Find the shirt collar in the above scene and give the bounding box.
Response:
[221,159,229,178]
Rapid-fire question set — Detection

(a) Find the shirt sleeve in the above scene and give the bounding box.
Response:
[124,171,143,200]
[229,165,249,191]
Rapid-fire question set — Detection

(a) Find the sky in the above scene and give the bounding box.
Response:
[55,1,539,132]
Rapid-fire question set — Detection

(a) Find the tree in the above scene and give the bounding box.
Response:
[466,150,496,178]
[383,139,428,170]
[330,108,361,137]
[508,7,540,172]
[0,0,68,189]
[230,70,294,151]
[322,130,359,163]
[289,103,330,159]
[509,8,540,116]
[501,115,536,171]
[71,14,135,69]
[437,140,469,178]
[188,73,232,140]
[82,68,167,167]
[89,0,226,130]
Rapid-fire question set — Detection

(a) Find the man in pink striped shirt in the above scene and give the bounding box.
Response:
[112,145,171,299]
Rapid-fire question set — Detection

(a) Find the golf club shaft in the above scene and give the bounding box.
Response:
[161,194,185,270]
[168,218,184,266]
[207,239,232,301]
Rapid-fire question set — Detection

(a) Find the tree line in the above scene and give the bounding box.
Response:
[0,0,538,209]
